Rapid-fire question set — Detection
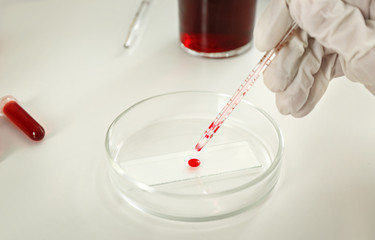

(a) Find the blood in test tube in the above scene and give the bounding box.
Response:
[188,158,200,167]
[1,96,45,141]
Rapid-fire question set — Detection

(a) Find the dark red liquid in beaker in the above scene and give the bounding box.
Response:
[3,101,45,141]
[178,0,257,53]
[188,158,201,167]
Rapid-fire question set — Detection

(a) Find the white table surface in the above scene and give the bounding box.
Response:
[1,0,375,239]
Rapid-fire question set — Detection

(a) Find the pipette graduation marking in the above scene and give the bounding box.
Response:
[195,23,298,152]
[0,95,45,141]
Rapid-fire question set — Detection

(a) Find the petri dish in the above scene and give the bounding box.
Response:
[105,91,284,222]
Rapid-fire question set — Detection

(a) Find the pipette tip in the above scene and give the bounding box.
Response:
[195,141,204,152]
[195,127,215,152]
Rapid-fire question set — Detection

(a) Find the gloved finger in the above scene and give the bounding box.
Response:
[365,85,375,95]
[339,37,375,86]
[274,38,324,115]
[263,29,308,92]
[343,0,375,19]
[291,53,340,117]
[321,48,345,79]
[254,0,295,51]
[288,0,375,62]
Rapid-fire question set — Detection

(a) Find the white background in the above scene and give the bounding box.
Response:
[0,0,374,239]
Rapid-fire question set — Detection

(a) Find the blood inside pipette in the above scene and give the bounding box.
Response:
[2,101,45,141]
[195,122,221,152]
[194,23,299,152]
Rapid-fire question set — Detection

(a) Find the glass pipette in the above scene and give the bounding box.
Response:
[195,22,298,152]
[123,0,152,48]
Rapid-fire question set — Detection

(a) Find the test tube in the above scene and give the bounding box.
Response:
[0,95,45,141]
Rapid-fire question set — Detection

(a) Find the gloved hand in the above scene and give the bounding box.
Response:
[254,0,375,117]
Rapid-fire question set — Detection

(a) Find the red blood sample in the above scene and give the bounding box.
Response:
[178,0,256,53]
[2,100,45,141]
[188,158,200,167]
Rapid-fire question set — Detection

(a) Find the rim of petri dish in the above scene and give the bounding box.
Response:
[105,91,284,199]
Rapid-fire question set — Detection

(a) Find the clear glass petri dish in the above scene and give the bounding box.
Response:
[105,91,284,222]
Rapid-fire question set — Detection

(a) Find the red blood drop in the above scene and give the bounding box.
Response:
[188,158,200,167]
[3,101,45,141]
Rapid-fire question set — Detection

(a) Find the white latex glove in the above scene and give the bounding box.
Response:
[254,0,375,117]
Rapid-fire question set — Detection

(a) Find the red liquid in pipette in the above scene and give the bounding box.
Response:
[188,158,200,167]
[2,101,45,141]
[194,23,299,152]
